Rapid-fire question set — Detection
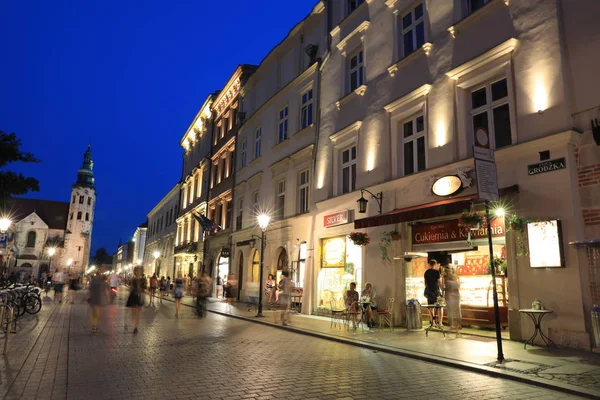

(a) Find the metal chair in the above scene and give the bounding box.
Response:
[346,301,363,330]
[330,299,346,328]
[377,297,395,331]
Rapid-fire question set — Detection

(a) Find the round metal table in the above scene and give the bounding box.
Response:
[519,309,557,350]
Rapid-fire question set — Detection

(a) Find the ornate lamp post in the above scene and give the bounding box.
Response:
[256,213,271,317]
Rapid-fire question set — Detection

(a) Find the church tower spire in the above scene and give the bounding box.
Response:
[74,144,95,188]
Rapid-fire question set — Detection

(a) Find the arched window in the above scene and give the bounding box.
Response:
[26,231,36,247]
[277,249,288,272]
[85,213,89,221]
[252,250,260,283]
[77,212,82,220]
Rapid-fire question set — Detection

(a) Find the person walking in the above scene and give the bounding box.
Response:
[173,272,184,318]
[53,268,66,304]
[88,269,107,333]
[68,273,80,304]
[225,273,238,312]
[149,274,158,306]
[278,271,292,326]
[126,267,146,334]
[196,272,211,318]
[159,276,166,303]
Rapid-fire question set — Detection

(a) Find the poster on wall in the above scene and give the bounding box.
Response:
[458,254,490,276]
[322,237,346,267]
[527,220,565,268]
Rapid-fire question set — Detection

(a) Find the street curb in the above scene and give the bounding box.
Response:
[158,296,600,399]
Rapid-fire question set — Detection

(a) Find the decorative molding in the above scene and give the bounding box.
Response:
[294,123,315,139]
[384,0,398,8]
[290,144,314,166]
[387,43,432,77]
[447,0,508,39]
[384,84,432,114]
[446,38,517,81]
[336,21,370,54]
[329,121,362,144]
[335,85,367,110]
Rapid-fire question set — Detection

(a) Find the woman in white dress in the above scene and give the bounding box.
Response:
[444,268,462,335]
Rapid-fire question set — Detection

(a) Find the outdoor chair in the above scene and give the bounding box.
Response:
[330,299,346,328]
[346,301,363,330]
[377,297,395,331]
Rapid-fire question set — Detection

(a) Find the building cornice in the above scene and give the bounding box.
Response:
[336,21,370,55]
[446,38,518,81]
[147,184,180,218]
[329,121,362,143]
[213,67,244,120]
[180,95,213,149]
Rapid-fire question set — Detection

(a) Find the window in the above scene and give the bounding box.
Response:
[278,106,289,143]
[188,184,193,204]
[79,196,84,204]
[85,213,89,221]
[300,89,313,129]
[347,0,364,14]
[26,231,36,247]
[196,172,202,198]
[468,0,490,14]
[298,170,310,214]
[254,128,262,158]
[252,191,259,209]
[77,212,82,220]
[72,196,75,204]
[194,176,199,199]
[221,118,227,138]
[402,115,426,175]
[401,3,425,57]
[225,201,232,230]
[470,78,512,150]
[241,140,247,168]
[276,180,286,220]
[341,146,357,194]
[70,213,73,220]
[236,199,243,230]
[87,197,92,206]
[349,50,364,91]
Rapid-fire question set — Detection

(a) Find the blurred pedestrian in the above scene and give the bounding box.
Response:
[225,273,237,311]
[173,271,184,318]
[53,268,66,304]
[88,269,107,333]
[196,272,211,318]
[159,276,166,303]
[68,273,80,304]
[126,267,146,334]
[149,274,158,306]
[278,271,292,326]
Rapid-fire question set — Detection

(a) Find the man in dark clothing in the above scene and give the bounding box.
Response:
[424,260,442,326]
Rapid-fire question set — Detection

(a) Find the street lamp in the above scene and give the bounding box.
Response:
[357,189,383,214]
[47,247,57,272]
[0,218,11,233]
[256,213,271,317]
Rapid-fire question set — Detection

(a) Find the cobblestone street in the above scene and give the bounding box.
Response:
[0,291,588,399]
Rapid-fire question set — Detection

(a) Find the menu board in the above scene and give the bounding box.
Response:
[527,220,564,268]
[457,254,490,276]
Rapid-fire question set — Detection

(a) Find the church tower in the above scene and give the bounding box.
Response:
[64,145,96,274]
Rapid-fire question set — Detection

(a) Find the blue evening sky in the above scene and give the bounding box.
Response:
[1,0,316,254]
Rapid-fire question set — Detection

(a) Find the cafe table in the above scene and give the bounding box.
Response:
[518,309,557,350]
[421,304,446,337]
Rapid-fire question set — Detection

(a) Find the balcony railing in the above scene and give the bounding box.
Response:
[174,242,199,255]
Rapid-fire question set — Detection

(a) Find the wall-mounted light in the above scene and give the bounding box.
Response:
[533,82,548,114]
[357,189,383,214]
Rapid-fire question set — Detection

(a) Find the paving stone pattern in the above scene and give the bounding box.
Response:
[0,291,587,399]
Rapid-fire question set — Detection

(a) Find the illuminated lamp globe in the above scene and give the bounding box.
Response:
[47,247,57,257]
[0,218,11,233]
[153,251,160,259]
[257,214,271,230]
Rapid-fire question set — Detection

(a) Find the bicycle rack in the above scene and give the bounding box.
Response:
[0,304,14,355]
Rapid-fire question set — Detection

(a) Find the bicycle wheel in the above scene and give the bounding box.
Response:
[25,295,42,315]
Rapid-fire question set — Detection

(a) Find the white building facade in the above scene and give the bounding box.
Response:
[232,2,327,302]
[143,185,179,278]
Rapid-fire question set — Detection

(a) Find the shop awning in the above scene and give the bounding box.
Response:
[354,185,519,229]
[354,195,477,229]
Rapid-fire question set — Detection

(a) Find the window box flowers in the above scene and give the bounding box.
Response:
[458,211,486,231]
[349,232,370,246]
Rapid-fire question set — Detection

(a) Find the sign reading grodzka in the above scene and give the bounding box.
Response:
[412,218,505,245]
[527,157,566,176]
[324,210,349,228]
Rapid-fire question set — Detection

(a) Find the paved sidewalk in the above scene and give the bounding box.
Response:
[168,295,600,399]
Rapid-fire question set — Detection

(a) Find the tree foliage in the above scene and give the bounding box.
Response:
[93,248,112,265]
[0,131,40,201]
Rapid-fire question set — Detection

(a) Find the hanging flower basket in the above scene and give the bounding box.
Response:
[458,211,486,231]
[349,232,370,246]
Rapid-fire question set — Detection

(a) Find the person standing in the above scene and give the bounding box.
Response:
[216,274,222,298]
[265,274,277,306]
[278,271,292,326]
[445,267,461,335]
[88,269,107,333]
[53,268,66,304]
[424,259,442,327]
[126,267,146,334]
[173,272,184,318]
[166,276,171,297]
[149,274,158,305]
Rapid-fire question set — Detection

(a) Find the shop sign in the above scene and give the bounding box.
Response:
[527,220,564,268]
[432,176,463,197]
[527,158,566,176]
[412,218,505,245]
[220,248,231,258]
[322,237,346,267]
[324,210,349,228]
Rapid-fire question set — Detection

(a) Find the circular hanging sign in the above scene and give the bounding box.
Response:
[475,127,490,148]
[432,175,463,197]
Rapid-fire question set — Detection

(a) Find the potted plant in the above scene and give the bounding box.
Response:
[508,215,525,232]
[507,215,529,256]
[379,230,400,262]
[458,211,486,231]
[348,232,370,246]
